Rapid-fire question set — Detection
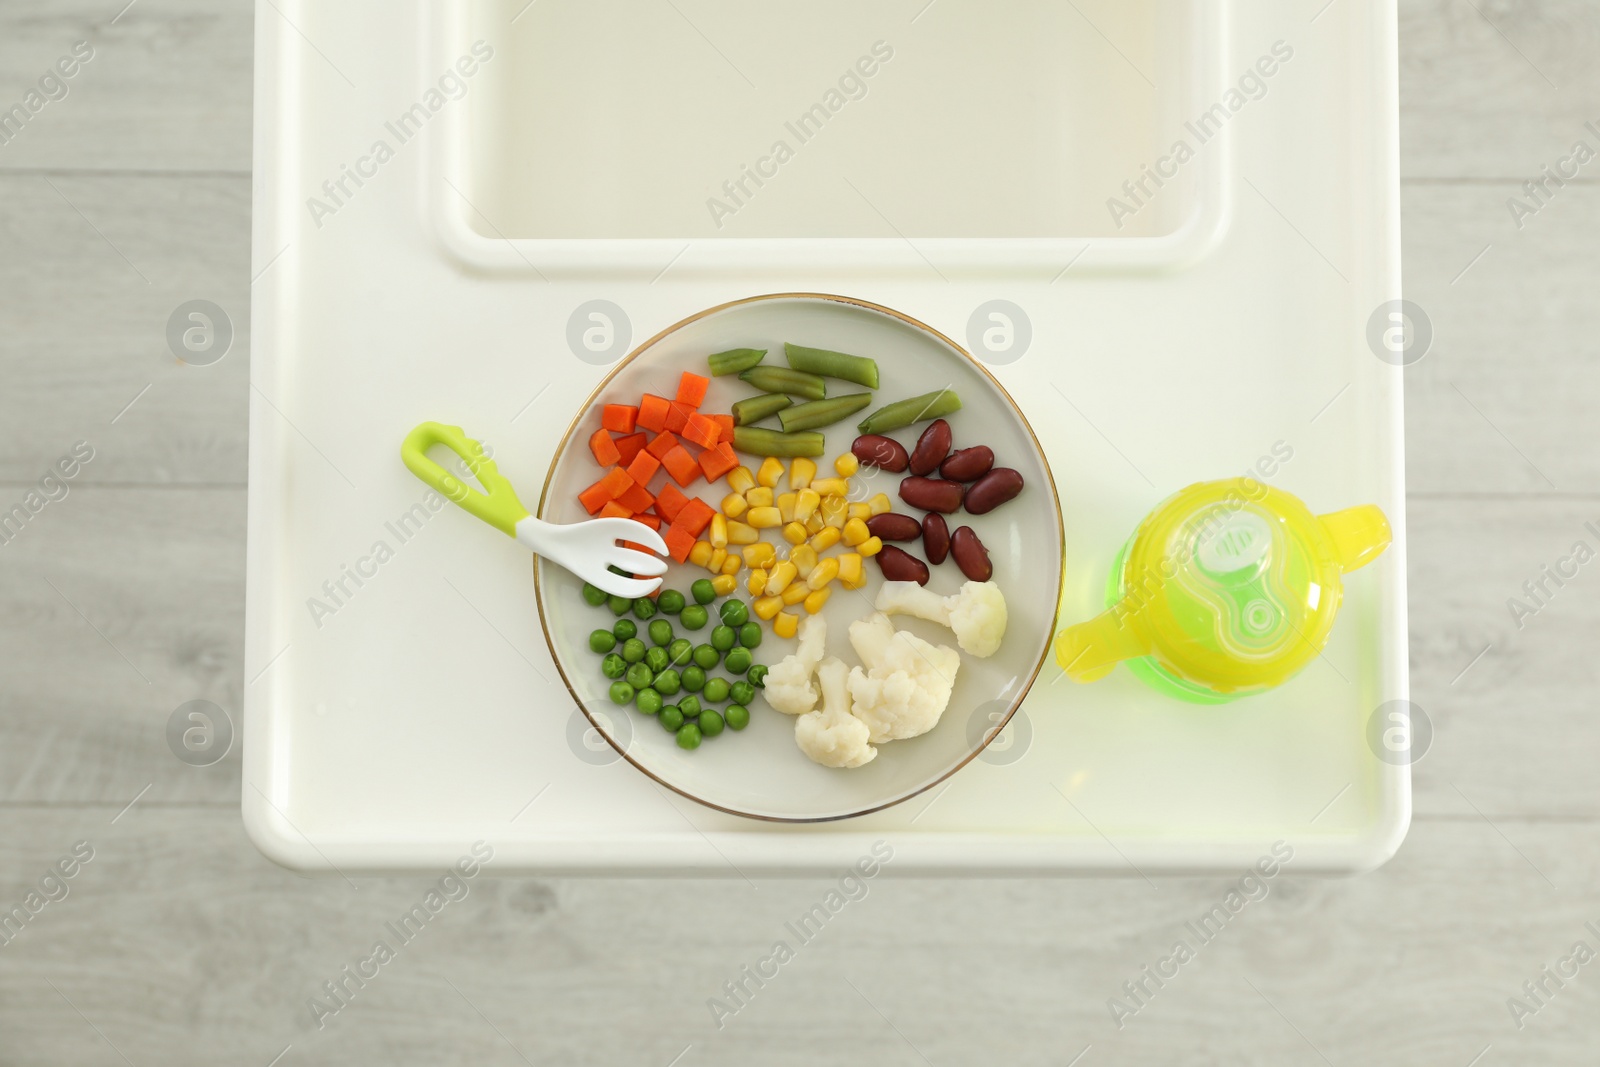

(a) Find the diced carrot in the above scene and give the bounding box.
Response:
[637,394,672,434]
[711,413,735,440]
[626,450,661,486]
[578,483,612,515]
[677,498,715,537]
[601,404,639,433]
[622,540,654,554]
[633,512,661,530]
[676,371,710,408]
[616,481,654,514]
[682,412,721,450]
[646,431,679,461]
[613,433,648,466]
[699,441,738,481]
[663,523,696,563]
[654,482,689,522]
[589,429,621,467]
[661,445,700,487]
[598,500,633,519]
[664,402,692,435]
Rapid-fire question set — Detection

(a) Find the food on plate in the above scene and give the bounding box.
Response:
[939,445,994,482]
[777,393,873,433]
[783,343,882,390]
[708,348,767,376]
[851,433,910,473]
[845,613,960,743]
[875,579,1007,658]
[898,476,964,514]
[922,513,950,565]
[764,614,827,715]
[963,467,1025,515]
[794,658,877,768]
[948,526,992,581]
[732,393,792,426]
[864,513,920,541]
[731,426,826,458]
[738,366,827,401]
[908,419,953,476]
[857,388,962,435]
[872,544,930,585]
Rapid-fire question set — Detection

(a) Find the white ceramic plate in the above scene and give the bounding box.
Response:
[534,294,1063,821]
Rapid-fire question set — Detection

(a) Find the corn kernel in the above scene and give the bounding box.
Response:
[727,466,756,494]
[781,582,810,606]
[804,587,832,614]
[767,560,798,595]
[820,495,848,528]
[721,553,743,576]
[809,526,841,553]
[793,488,821,523]
[782,521,808,545]
[711,573,737,596]
[847,502,871,521]
[745,486,774,509]
[709,514,728,549]
[834,453,859,477]
[777,492,797,523]
[727,520,759,545]
[842,517,870,546]
[857,536,883,557]
[747,506,783,529]
[790,544,818,577]
[707,546,727,572]
[742,542,777,568]
[748,568,768,596]
[754,594,784,620]
[810,477,848,497]
[721,493,748,520]
[805,511,826,535]
[774,611,799,639]
[807,557,839,590]
[867,492,893,516]
[689,540,714,568]
[757,457,784,488]
[837,553,864,589]
[789,457,816,491]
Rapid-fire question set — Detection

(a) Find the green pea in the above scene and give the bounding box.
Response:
[589,629,617,654]
[738,623,763,648]
[693,643,720,669]
[730,680,755,706]
[608,681,635,704]
[719,599,749,627]
[600,653,626,680]
[625,663,652,690]
[710,625,736,652]
[635,688,663,715]
[703,677,730,704]
[747,664,768,688]
[668,638,693,666]
[620,638,646,663]
[699,709,725,738]
[676,722,702,749]
[660,705,685,731]
[723,648,753,676]
[654,668,682,696]
[608,594,632,616]
[658,589,686,615]
[680,604,709,631]
[582,583,608,606]
[691,578,717,605]
[648,619,674,646]
[678,695,702,719]
[682,666,705,692]
[725,704,750,730]
[632,597,657,620]
[613,619,638,641]
[644,646,670,674]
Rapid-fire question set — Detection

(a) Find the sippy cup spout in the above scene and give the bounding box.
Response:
[1054,605,1148,683]
[1316,504,1391,573]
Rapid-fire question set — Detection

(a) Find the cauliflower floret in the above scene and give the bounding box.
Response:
[846,613,961,743]
[763,614,827,715]
[875,580,1008,658]
[794,657,876,769]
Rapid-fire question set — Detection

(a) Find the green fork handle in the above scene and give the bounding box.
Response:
[400,422,530,537]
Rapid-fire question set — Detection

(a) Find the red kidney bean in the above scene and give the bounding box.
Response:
[963,468,1023,514]
[899,476,964,513]
[865,513,921,542]
[939,445,994,483]
[908,419,952,476]
[852,434,909,473]
[874,545,930,585]
[950,526,992,581]
[922,513,950,565]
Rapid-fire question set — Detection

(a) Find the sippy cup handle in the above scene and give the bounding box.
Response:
[1316,504,1391,572]
[1054,607,1148,683]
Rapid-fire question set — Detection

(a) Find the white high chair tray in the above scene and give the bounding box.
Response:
[244,0,1409,874]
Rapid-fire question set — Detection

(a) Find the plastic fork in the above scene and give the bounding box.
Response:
[400,422,668,599]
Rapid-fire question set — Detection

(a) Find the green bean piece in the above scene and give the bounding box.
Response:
[857,388,963,435]
[778,393,873,433]
[732,393,793,427]
[738,366,826,401]
[660,705,685,731]
[676,723,703,750]
[784,343,880,389]
[725,704,750,730]
[731,426,825,458]
[708,348,767,376]
[699,709,725,738]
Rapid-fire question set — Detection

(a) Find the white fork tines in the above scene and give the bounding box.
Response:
[514,515,669,599]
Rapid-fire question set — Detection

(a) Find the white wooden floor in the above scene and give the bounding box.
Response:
[2,2,1598,1064]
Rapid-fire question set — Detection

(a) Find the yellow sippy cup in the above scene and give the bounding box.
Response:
[1054,479,1391,702]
